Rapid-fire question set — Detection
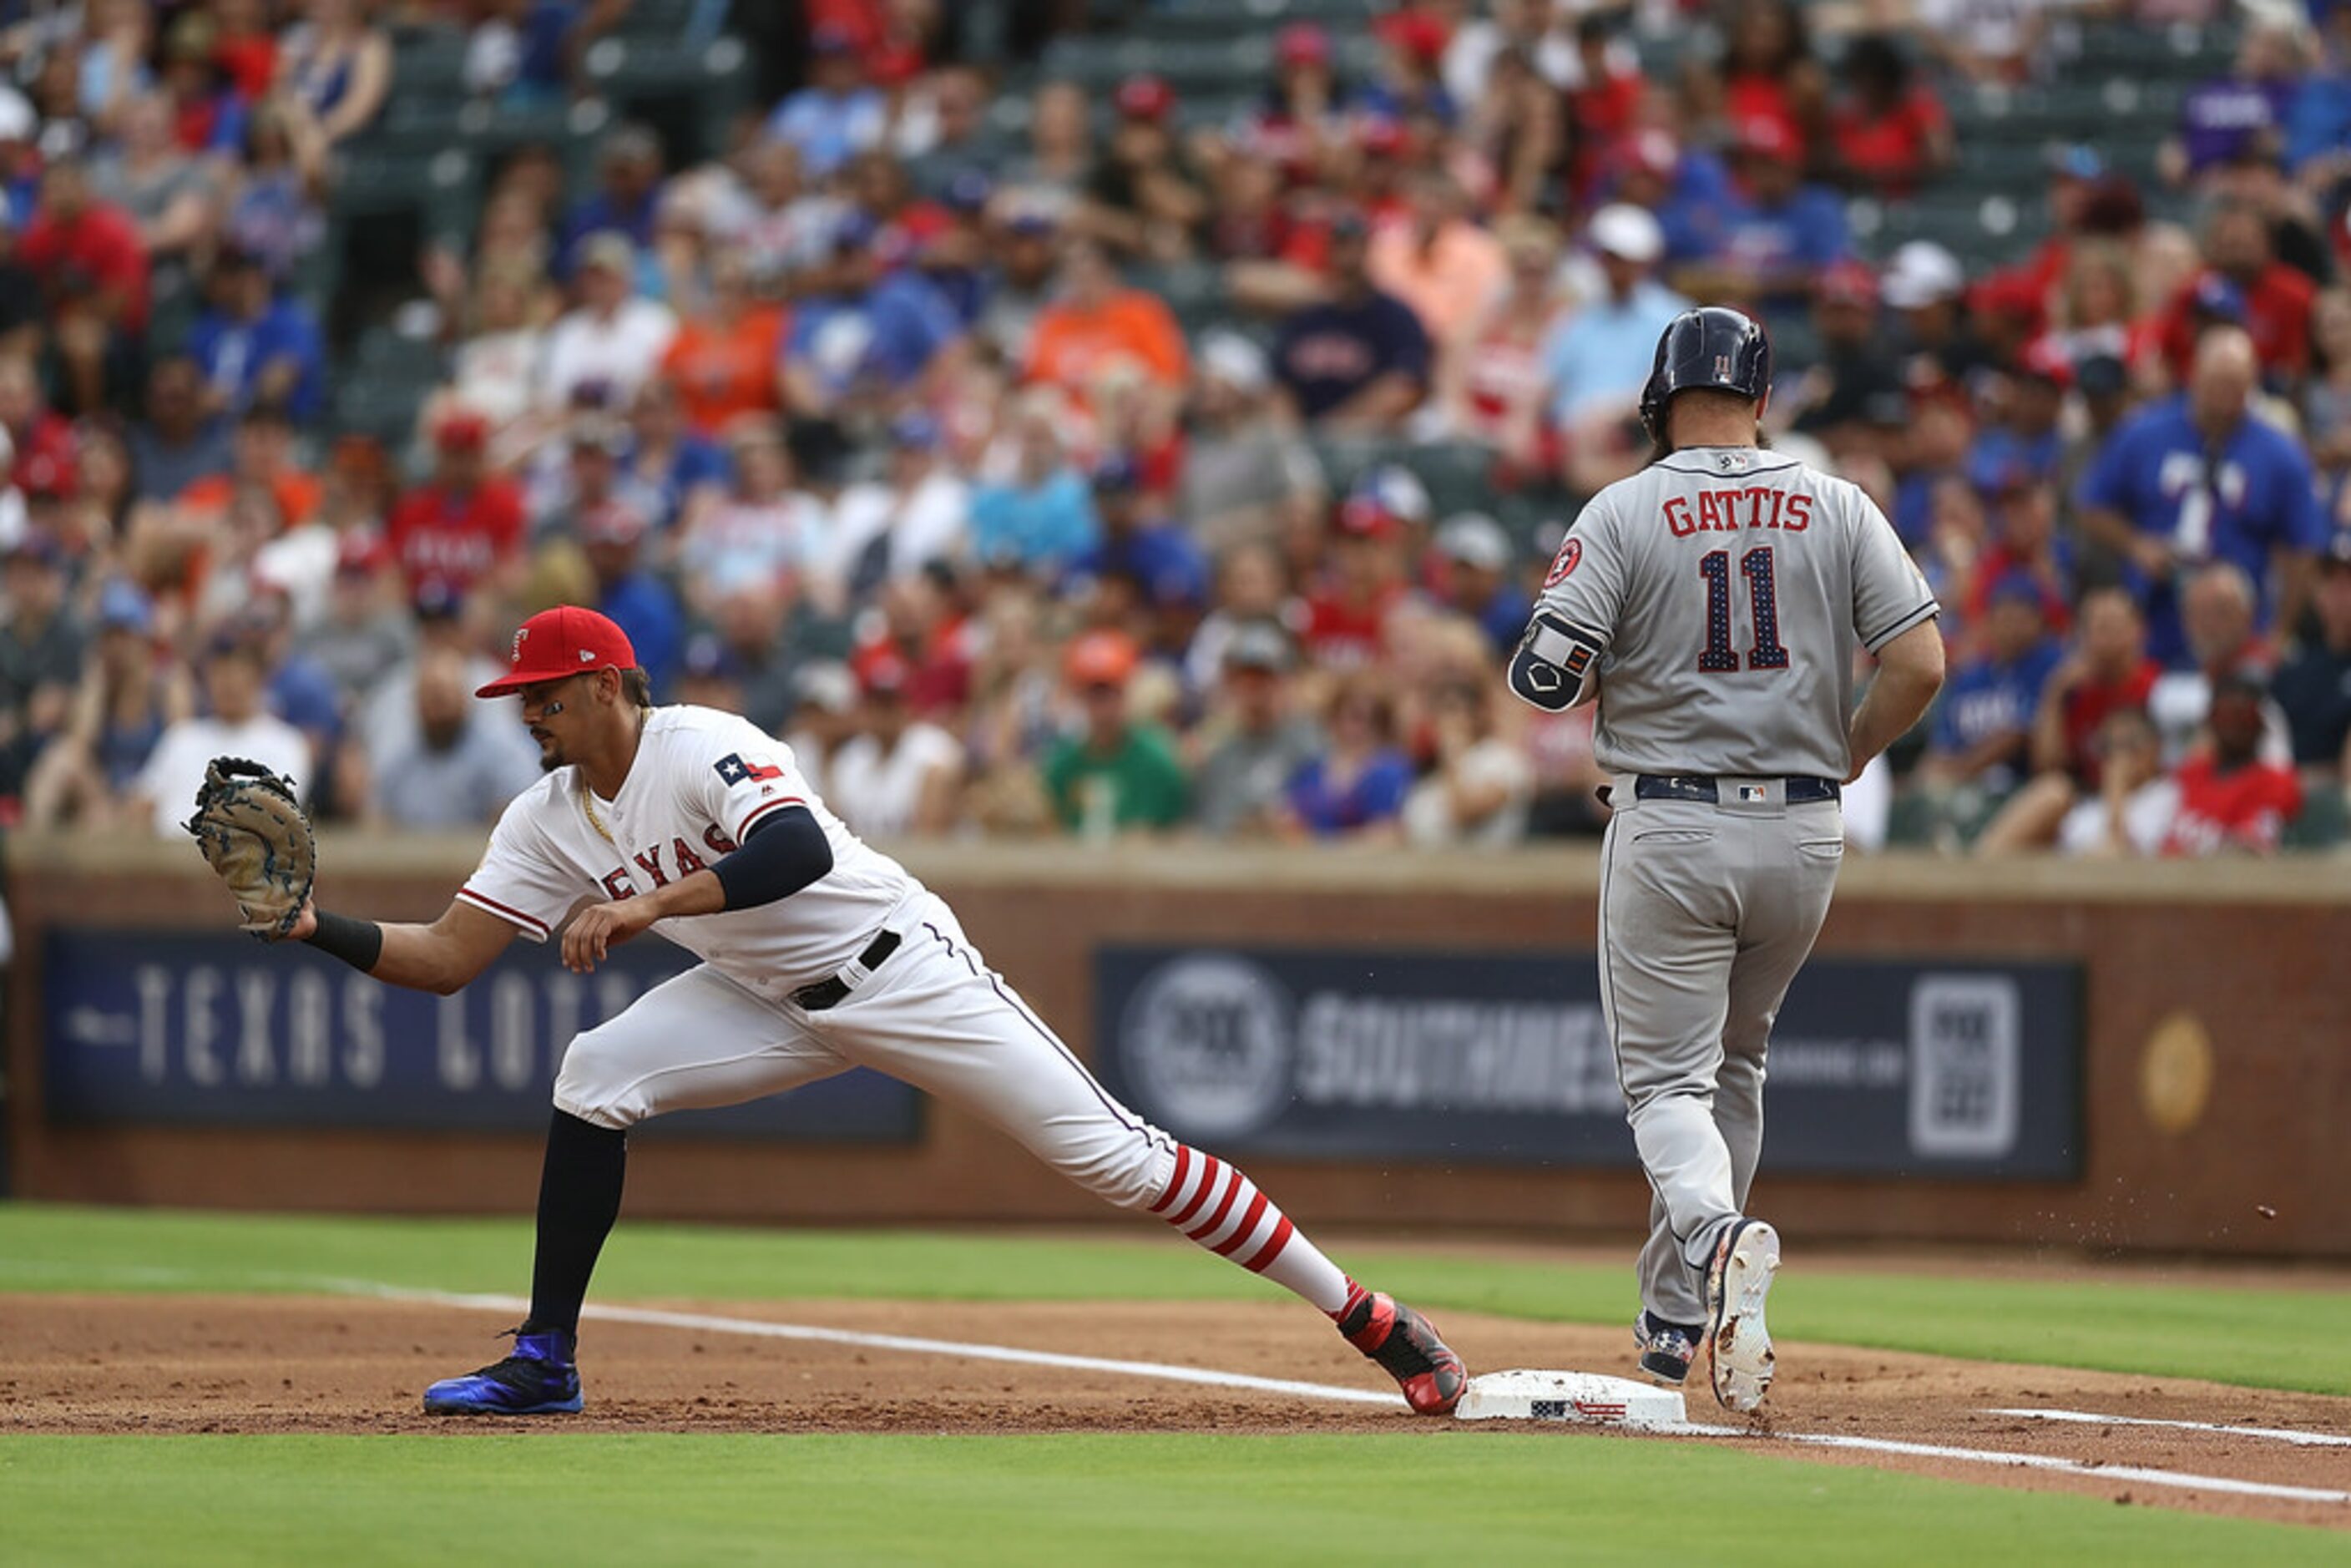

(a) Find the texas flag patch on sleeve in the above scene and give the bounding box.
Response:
[714,752,785,785]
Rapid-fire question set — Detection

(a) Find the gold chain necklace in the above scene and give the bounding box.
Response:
[575,709,650,849]
[579,774,617,847]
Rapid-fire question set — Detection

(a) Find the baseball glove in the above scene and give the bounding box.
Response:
[185,756,316,940]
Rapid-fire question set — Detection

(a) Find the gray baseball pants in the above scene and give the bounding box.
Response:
[1595,779,1844,1325]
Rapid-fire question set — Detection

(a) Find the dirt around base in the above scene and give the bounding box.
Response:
[3,1294,2348,1530]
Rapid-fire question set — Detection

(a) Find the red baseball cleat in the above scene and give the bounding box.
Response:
[1337,1290,1466,1416]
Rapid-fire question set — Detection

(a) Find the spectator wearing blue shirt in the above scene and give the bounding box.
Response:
[781,215,963,419]
[1071,453,1211,611]
[1604,129,1735,271]
[1966,338,2072,498]
[766,28,887,180]
[558,124,664,278]
[1285,677,1413,841]
[1540,204,1689,430]
[1431,513,1530,657]
[580,498,684,695]
[2077,326,2327,666]
[2288,11,2351,178]
[1272,211,1431,428]
[969,398,1100,576]
[1923,574,2065,799]
[624,377,730,531]
[185,247,326,423]
[1680,118,1848,311]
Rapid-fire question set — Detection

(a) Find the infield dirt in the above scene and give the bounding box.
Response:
[4,1294,2348,1530]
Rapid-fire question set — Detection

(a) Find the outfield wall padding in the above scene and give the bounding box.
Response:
[7,836,2346,1257]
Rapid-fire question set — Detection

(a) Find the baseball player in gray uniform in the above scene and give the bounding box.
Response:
[1506,307,1946,1412]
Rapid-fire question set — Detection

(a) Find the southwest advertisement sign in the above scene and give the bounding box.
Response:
[1095,947,2081,1178]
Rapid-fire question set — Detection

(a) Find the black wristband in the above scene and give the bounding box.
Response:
[301,909,384,973]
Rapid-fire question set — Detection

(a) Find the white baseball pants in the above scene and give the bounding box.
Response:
[550,891,1351,1309]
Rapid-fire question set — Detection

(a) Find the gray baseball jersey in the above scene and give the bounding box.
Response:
[1530,446,1936,780]
[1506,442,1939,1378]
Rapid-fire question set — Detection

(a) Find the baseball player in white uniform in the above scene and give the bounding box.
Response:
[1506,308,1946,1412]
[276,605,1466,1417]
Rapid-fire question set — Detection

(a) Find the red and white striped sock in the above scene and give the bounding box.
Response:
[1145,1144,1351,1313]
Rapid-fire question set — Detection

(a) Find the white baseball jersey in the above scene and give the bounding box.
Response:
[1534,446,1938,781]
[458,706,917,999]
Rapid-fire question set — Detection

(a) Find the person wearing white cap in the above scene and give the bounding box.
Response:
[1880,240,1992,387]
[1540,205,1687,428]
[1181,329,1327,557]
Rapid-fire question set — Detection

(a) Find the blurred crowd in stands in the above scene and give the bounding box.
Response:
[0,0,2347,857]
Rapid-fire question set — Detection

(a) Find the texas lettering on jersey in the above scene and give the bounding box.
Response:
[457,706,915,994]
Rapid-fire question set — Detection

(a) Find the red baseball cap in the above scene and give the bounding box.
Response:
[1276,21,1331,67]
[476,604,638,697]
[1114,73,1176,121]
[1817,259,1879,308]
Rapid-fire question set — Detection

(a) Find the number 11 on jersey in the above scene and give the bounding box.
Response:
[1697,547,1791,672]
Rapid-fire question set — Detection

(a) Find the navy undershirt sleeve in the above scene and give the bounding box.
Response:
[711,806,833,910]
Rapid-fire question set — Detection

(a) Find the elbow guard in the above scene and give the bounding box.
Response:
[1508,610,1605,712]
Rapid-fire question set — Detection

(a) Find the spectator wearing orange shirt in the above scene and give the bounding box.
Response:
[660,253,786,437]
[1024,238,1189,399]
[176,403,321,529]
[1367,169,1508,348]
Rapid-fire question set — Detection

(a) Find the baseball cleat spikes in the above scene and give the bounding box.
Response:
[1705,1219,1780,1414]
[1337,1290,1467,1416]
[1633,1310,1702,1386]
[423,1328,584,1415]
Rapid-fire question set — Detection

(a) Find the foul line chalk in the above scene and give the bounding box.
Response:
[347,1282,1400,1408]
[329,1280,2349,1504]
[1988,1407,2351,1450]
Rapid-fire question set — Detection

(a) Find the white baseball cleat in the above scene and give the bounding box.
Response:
[1704,1218,1780,1414]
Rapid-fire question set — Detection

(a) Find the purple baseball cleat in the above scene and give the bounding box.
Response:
[423,1329,584,1415]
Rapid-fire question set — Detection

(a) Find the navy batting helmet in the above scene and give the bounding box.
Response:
[1637,306,1772,444]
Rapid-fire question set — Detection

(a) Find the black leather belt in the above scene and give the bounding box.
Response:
[791,929,902,1012]
[1635,775,1841,805]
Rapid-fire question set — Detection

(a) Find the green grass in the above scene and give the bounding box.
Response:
[0,1434,2340,1568]
[3,1203,2348,1396]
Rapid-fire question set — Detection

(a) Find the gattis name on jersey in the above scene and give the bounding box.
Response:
[1664,489,1812,538]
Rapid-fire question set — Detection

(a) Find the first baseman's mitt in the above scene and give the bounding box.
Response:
[185,756,316,940]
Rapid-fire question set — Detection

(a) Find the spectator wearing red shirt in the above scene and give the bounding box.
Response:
[386,411,525,599]
[1828,33,1952,198]
[0,355,77,503]
[19,162,147,332]
[1301,468,1423,670]
[1562,14,1642,194]
[17,159,150,412]
[1964,472,2073,637]
[851,567,975,719]
[1976,587,2165,854]
[2036,588,2160,787]
[2163,669,2303,854]
[1714,0,1826,166]
[2160,200,2315,380]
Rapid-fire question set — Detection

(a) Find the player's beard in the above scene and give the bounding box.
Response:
[532,729,567,772]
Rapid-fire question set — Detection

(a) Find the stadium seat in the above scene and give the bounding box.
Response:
[387,26,470,99]
[2283,786,2350,852]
